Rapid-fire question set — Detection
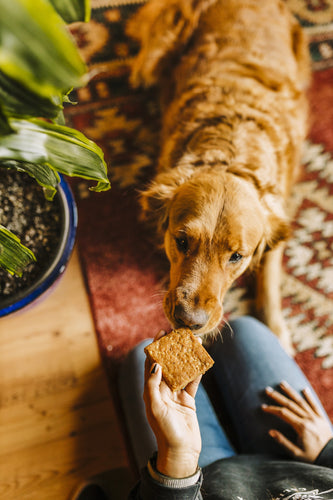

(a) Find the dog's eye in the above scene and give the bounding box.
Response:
[175,236,188,253]
[229,252,242,263]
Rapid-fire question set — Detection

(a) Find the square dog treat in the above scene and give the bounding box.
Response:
[144,328,214,391]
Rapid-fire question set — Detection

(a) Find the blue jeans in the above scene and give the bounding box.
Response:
[118,316,332,471]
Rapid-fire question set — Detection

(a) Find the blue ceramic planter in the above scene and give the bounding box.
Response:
[0,176,77,318]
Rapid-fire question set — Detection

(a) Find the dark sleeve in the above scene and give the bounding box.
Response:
[315,438,333,468]
[128,466,203,500]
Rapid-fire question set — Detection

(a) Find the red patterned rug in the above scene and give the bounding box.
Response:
[65,0,333,420]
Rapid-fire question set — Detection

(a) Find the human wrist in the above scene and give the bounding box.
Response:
[156,448,200,478]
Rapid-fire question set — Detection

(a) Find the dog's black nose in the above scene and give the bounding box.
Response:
[174,304,208,330]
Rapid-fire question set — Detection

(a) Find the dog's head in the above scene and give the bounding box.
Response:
[140,165,289,334]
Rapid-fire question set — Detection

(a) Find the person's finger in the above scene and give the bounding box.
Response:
[279,382,327,420]
[144,363,163,409]
[154,329,167,341]
[261,403,302,430]
[149,362,162,386]
[268,429,303,458]
[265,386,306,418]
[183,374,202,398]
[279,381,309,410]
[302,387,326,417]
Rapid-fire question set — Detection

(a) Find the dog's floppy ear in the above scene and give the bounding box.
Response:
[265,213,290,250]
[127,0,217,88]
[287,2,311,91]
[139,166,195,245]
[251,208,290,268]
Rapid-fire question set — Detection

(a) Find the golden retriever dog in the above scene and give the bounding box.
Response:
[127,0,310,354]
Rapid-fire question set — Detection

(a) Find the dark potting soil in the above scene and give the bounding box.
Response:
[0,168,63,301]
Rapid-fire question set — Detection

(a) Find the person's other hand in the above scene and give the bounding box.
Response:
[144,332,202,478]
[262,380,333,463]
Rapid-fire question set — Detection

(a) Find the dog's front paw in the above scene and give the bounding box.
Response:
[129,53,156,88]
[269,320,295,357]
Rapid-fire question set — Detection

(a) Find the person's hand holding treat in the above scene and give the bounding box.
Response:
[143,328,214,478]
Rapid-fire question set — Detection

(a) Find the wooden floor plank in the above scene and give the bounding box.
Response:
[0,248,132,500]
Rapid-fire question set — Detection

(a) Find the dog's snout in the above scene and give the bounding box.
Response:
[174,304,208,331]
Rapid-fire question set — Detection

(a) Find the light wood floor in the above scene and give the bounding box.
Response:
[0,248,132,499]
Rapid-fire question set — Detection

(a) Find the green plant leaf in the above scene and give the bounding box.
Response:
[0,0,87,99]
[0,70,63,120]
[0,225,36,276]
[0,118,111,191]
[48,0,91,23]
[0,105,13,135]
[0,160,60,200]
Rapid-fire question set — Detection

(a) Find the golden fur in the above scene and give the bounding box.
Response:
[127,0,310,353]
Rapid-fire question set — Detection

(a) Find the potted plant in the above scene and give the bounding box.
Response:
[0,0,111,316]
